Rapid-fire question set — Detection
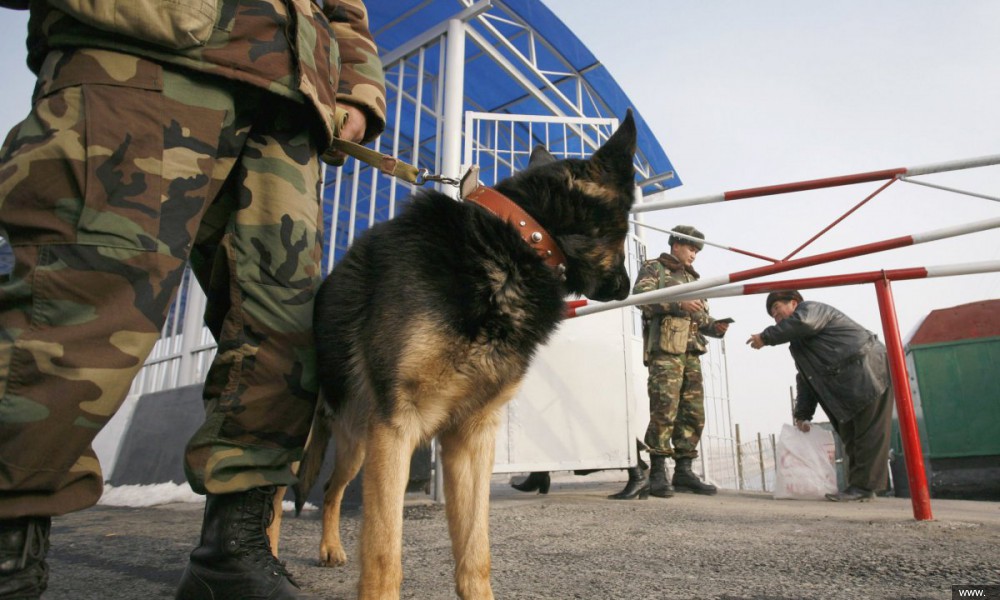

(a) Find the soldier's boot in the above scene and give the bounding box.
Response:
[0,517,50,600]
[648,454,675,498]
[672,457,718,495]
[511,472,551,494]
[175,486,315,600]
[607,466,649,500]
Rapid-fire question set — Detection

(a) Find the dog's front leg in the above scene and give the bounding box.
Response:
[439,407,503,600]
[357,420,416,600]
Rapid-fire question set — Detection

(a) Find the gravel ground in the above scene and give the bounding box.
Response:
[43,474,1000,600]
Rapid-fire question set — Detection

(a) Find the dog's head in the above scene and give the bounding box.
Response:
[509,110,638,302]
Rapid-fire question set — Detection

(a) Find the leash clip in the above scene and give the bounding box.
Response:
[416,165,480,192]
[416,170,460,187]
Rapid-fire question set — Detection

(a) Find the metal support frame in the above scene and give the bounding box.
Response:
[874,278,933,520]
[432,18,468,502]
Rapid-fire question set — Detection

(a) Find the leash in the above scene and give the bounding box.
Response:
[324,137,461,187]
[325,132,566,277]
[323,106,463,187]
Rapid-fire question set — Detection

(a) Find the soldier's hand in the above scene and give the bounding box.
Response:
[679,299,704,314]
[338,103,368,143]
[325,103,369,164]
[714,321,730,336]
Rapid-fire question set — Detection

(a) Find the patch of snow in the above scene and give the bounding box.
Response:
[98,482,318,512]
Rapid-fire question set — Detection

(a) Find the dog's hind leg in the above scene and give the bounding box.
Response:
[439,402,507,600]
[357,419,419,600]
[267,485,287,557]
[318,424,365,567]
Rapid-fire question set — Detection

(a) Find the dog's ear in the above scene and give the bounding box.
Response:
[589,109,637,198]
[528,144,557,168]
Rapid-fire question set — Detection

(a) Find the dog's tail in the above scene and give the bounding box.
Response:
[292,397,334,516]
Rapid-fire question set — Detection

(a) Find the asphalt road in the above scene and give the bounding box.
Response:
[42,473,1000,599]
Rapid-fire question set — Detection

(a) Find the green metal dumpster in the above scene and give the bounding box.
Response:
[891,299,1000,500]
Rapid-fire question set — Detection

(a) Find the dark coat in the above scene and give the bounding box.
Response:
[760,301,890,424]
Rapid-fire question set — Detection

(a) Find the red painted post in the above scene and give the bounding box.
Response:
[873,276,933,520]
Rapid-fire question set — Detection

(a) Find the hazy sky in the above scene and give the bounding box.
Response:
[540,0,1000,435]
[1,3,997,438]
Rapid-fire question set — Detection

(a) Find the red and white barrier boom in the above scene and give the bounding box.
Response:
[578,154,1000,521]
[571,216,1000,317]
[633,153,1000,213]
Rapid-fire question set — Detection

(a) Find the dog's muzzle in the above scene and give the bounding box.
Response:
[589,269,631,302]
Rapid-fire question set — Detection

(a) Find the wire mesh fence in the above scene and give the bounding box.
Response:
[701,426,777,493]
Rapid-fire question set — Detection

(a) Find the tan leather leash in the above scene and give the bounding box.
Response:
[325,137,566,277]
[324,137,457,186]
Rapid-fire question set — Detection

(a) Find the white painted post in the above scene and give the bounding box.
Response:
[178,281,207,387]
[439,18,466,199]
[433,19,467,502]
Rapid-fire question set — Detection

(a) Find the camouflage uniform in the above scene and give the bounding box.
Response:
[0,1,386,519]
[636,252,723,459]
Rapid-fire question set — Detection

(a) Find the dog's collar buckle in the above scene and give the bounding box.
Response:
[463,186,567,277]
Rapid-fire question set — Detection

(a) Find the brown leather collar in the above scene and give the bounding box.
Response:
[463,186,567,275]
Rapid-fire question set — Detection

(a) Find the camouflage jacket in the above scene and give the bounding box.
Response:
[633,252,722,355]
[18,0,386,151]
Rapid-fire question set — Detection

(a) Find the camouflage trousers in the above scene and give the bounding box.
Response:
[643,352,706,459]
[0,49,323,518]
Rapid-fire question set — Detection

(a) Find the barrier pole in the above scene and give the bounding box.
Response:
[873,276,933,520]
[657,260,1000,304]
[635,153,1000,213]
[568,216,1000,318]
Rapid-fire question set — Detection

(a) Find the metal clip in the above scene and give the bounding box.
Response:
[415,169,461,187]
[459,165,481,199]
[416,165,481,192]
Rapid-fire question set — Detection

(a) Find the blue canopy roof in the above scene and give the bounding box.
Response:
[321,0,683,263]
[366,0,681,192]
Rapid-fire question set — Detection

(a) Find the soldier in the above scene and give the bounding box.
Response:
[610,225,729,500]
[0,2,385,599]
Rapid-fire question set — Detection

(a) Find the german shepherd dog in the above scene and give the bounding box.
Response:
[290,111,638,599]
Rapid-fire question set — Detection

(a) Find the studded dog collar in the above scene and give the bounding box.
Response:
[463,186,567,276]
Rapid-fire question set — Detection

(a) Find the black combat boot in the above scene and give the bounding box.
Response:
[175,486,314,600]
[648,454,675,498]
[510,472,551,494]
[607,465,649,500]
[0,517,50,600]
[672,457,717,495]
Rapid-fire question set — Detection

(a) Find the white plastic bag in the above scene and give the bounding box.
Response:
[773,423,838,500]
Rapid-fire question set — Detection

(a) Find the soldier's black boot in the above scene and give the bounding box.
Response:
[648,454,675,498]
[511,472,551,494]
[175,486,315,600]
[672,457,717,495]
[0,517,50,600]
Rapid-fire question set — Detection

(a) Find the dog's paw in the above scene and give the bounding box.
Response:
[318,545,348,567]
